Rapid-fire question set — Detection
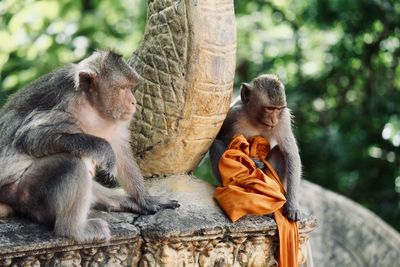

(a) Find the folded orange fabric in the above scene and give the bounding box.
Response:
[215,134,299,267]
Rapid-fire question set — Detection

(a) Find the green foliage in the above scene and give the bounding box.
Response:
[1,0,399,230]
[0,0,146,106]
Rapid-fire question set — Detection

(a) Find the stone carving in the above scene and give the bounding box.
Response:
[135,175,315,267]
[0,219,314,267]
[129,0,188,157]
[138,227,313,267]
[129,0,236,176]
[0,177,316,267]
[0,242,141,267]
[47,251,81,267]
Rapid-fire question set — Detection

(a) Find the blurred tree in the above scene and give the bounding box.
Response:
[1,0,399,230]
[0,0,146,106]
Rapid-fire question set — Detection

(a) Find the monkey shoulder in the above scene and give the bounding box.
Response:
[0,110,22,142]
[3,66,75,115]
[216,105,242,143]
[226,101,242,118]
[14,110,81,140]
[0,109,73,146]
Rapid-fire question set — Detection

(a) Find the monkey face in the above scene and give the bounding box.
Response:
[77,50,138,121]
[243,84,286,130]
[111,85,137,121]
[257,106,285,129]
[100,52,138,121]
[96,81,137,121]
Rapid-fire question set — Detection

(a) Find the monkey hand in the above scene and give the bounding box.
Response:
[93,141,117,178]
[138,196,180,215]
[96,168,117,181]
[95,158,117,181]
[251,158,265,169]
[283,202,302,221]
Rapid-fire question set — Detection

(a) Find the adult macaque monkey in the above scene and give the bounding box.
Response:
[210,74,301,221]
[0,50,179,242]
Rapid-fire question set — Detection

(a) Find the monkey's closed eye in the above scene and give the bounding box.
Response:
[265,106,286,113]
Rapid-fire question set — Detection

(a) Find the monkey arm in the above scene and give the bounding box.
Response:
[13,111,116,171]
[276,130,302,221]
[209,111,238,182]
[114,145,148,200]
[112,144,180,214]
[284,141,301,205]
[15,131,115,171]
[209,138,227,182]
[266,146,287,183]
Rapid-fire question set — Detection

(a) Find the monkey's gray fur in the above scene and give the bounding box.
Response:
[210,74,302,221]
[0,50,179,242]
[250,74,286,105]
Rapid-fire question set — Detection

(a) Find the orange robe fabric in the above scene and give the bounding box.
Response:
[215,134,299,267]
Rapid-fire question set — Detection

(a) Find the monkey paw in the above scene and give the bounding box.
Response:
[283,204,302,221]
[251,158,265,169]
[140,196,180,214]
[96,169,117,182]
[80,218,111,243]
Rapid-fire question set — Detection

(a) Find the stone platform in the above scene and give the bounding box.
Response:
[0,175,316,266]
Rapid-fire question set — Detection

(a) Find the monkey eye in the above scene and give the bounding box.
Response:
[264,106,286,113]
[265,107,275,113]
[264,106,278,112]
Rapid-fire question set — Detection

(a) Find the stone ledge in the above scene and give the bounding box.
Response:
[0,175,316,266]
[0,212,142,266]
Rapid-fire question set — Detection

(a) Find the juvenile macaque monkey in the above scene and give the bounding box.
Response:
[210,74,301,221]
[0,50,179,242]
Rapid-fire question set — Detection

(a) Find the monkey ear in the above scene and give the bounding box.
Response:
[77,71,97,92]
[240,83,252,103]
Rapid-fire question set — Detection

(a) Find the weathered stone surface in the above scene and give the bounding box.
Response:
[0,176,316,266]
[129,0,236,176]
[299,180,400,267]
[0,212,142,266]
[138,175,315,266]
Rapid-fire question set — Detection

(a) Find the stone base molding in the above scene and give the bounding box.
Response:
[0,175,316,266]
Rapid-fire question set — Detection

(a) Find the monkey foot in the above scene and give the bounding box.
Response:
[78,218,111,243]
[139,197,180,215]
[283,206,302,221]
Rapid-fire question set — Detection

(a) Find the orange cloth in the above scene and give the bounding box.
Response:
[215,134,299,267]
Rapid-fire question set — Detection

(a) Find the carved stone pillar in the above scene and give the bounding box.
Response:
[129,0,236,176]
